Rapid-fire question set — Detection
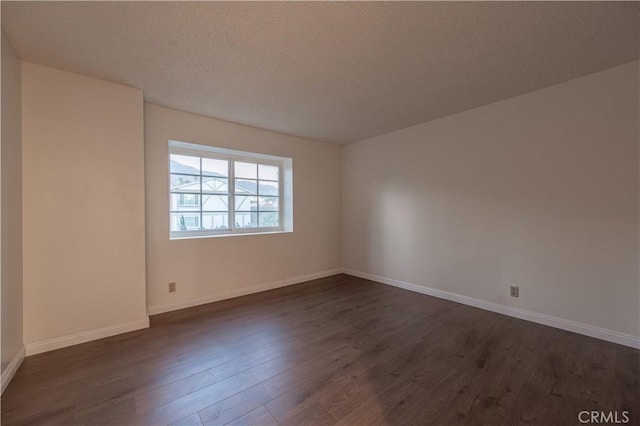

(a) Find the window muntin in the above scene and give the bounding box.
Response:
[169,141,291,238]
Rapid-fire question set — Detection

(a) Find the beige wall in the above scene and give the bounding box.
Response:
[1,32,23,372]
[145,104,342,312]
[11,56,638,350]
[343,61,640,337]
[21,63,147,346]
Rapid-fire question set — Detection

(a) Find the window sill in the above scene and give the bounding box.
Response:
[170,229,293,241]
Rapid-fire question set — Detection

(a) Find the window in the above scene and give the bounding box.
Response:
[179,214,200,230]
[169,140,293,239]
[178,194,200,207]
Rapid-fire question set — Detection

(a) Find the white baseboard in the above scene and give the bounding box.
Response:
[147,268,344,315]
[342,268,640,349]
[1,345,25,394]
[25,270,343,355]
[25,317,150,356]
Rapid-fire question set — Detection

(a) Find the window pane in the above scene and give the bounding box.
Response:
[258,180,279,196]
[170,194,200,211]
[169,142,290,238]
[202,177,228,193]
[171,174,200,192]
[202,194,228,211]
[259,164,279,181]
[170,213,201,231]
[235,212,258,228]
[202,158,228,177]
[235,196,257,211]
[170,154,200,174]
[235,179,257,195]
[202,212,229,230]
[235,162,257,179]
[258,196,279,211]
[259,212,279,227]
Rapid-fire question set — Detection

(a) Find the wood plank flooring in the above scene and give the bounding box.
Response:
[2,274,638,425]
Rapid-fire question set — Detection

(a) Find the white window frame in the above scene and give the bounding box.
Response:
[169,140,293,239]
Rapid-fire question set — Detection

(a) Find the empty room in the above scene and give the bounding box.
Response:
[1,1,638,425]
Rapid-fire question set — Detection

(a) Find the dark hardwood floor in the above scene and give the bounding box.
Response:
[2,274,638,425]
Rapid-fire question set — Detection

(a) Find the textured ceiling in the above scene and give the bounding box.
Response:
[2,2,639,144]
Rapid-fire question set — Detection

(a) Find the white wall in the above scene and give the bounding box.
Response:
[1,32,23,374]
[343,61,640,338]
[21,63,147,350]
[11,55,638,353]
[145,104,342,312]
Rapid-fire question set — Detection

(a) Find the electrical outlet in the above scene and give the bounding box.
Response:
[510,286,519,298]
[168,282,176,293]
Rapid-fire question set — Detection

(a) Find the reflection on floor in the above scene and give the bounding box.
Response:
[2,274,638,425]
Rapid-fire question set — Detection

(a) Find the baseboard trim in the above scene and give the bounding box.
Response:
[147,268,344,315]
[25,317,150,356]
[342,268,640,349]
[1,346,25,394]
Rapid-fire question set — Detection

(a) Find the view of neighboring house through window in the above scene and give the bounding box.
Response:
[169,140,293,238]
[178,193,199,207]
